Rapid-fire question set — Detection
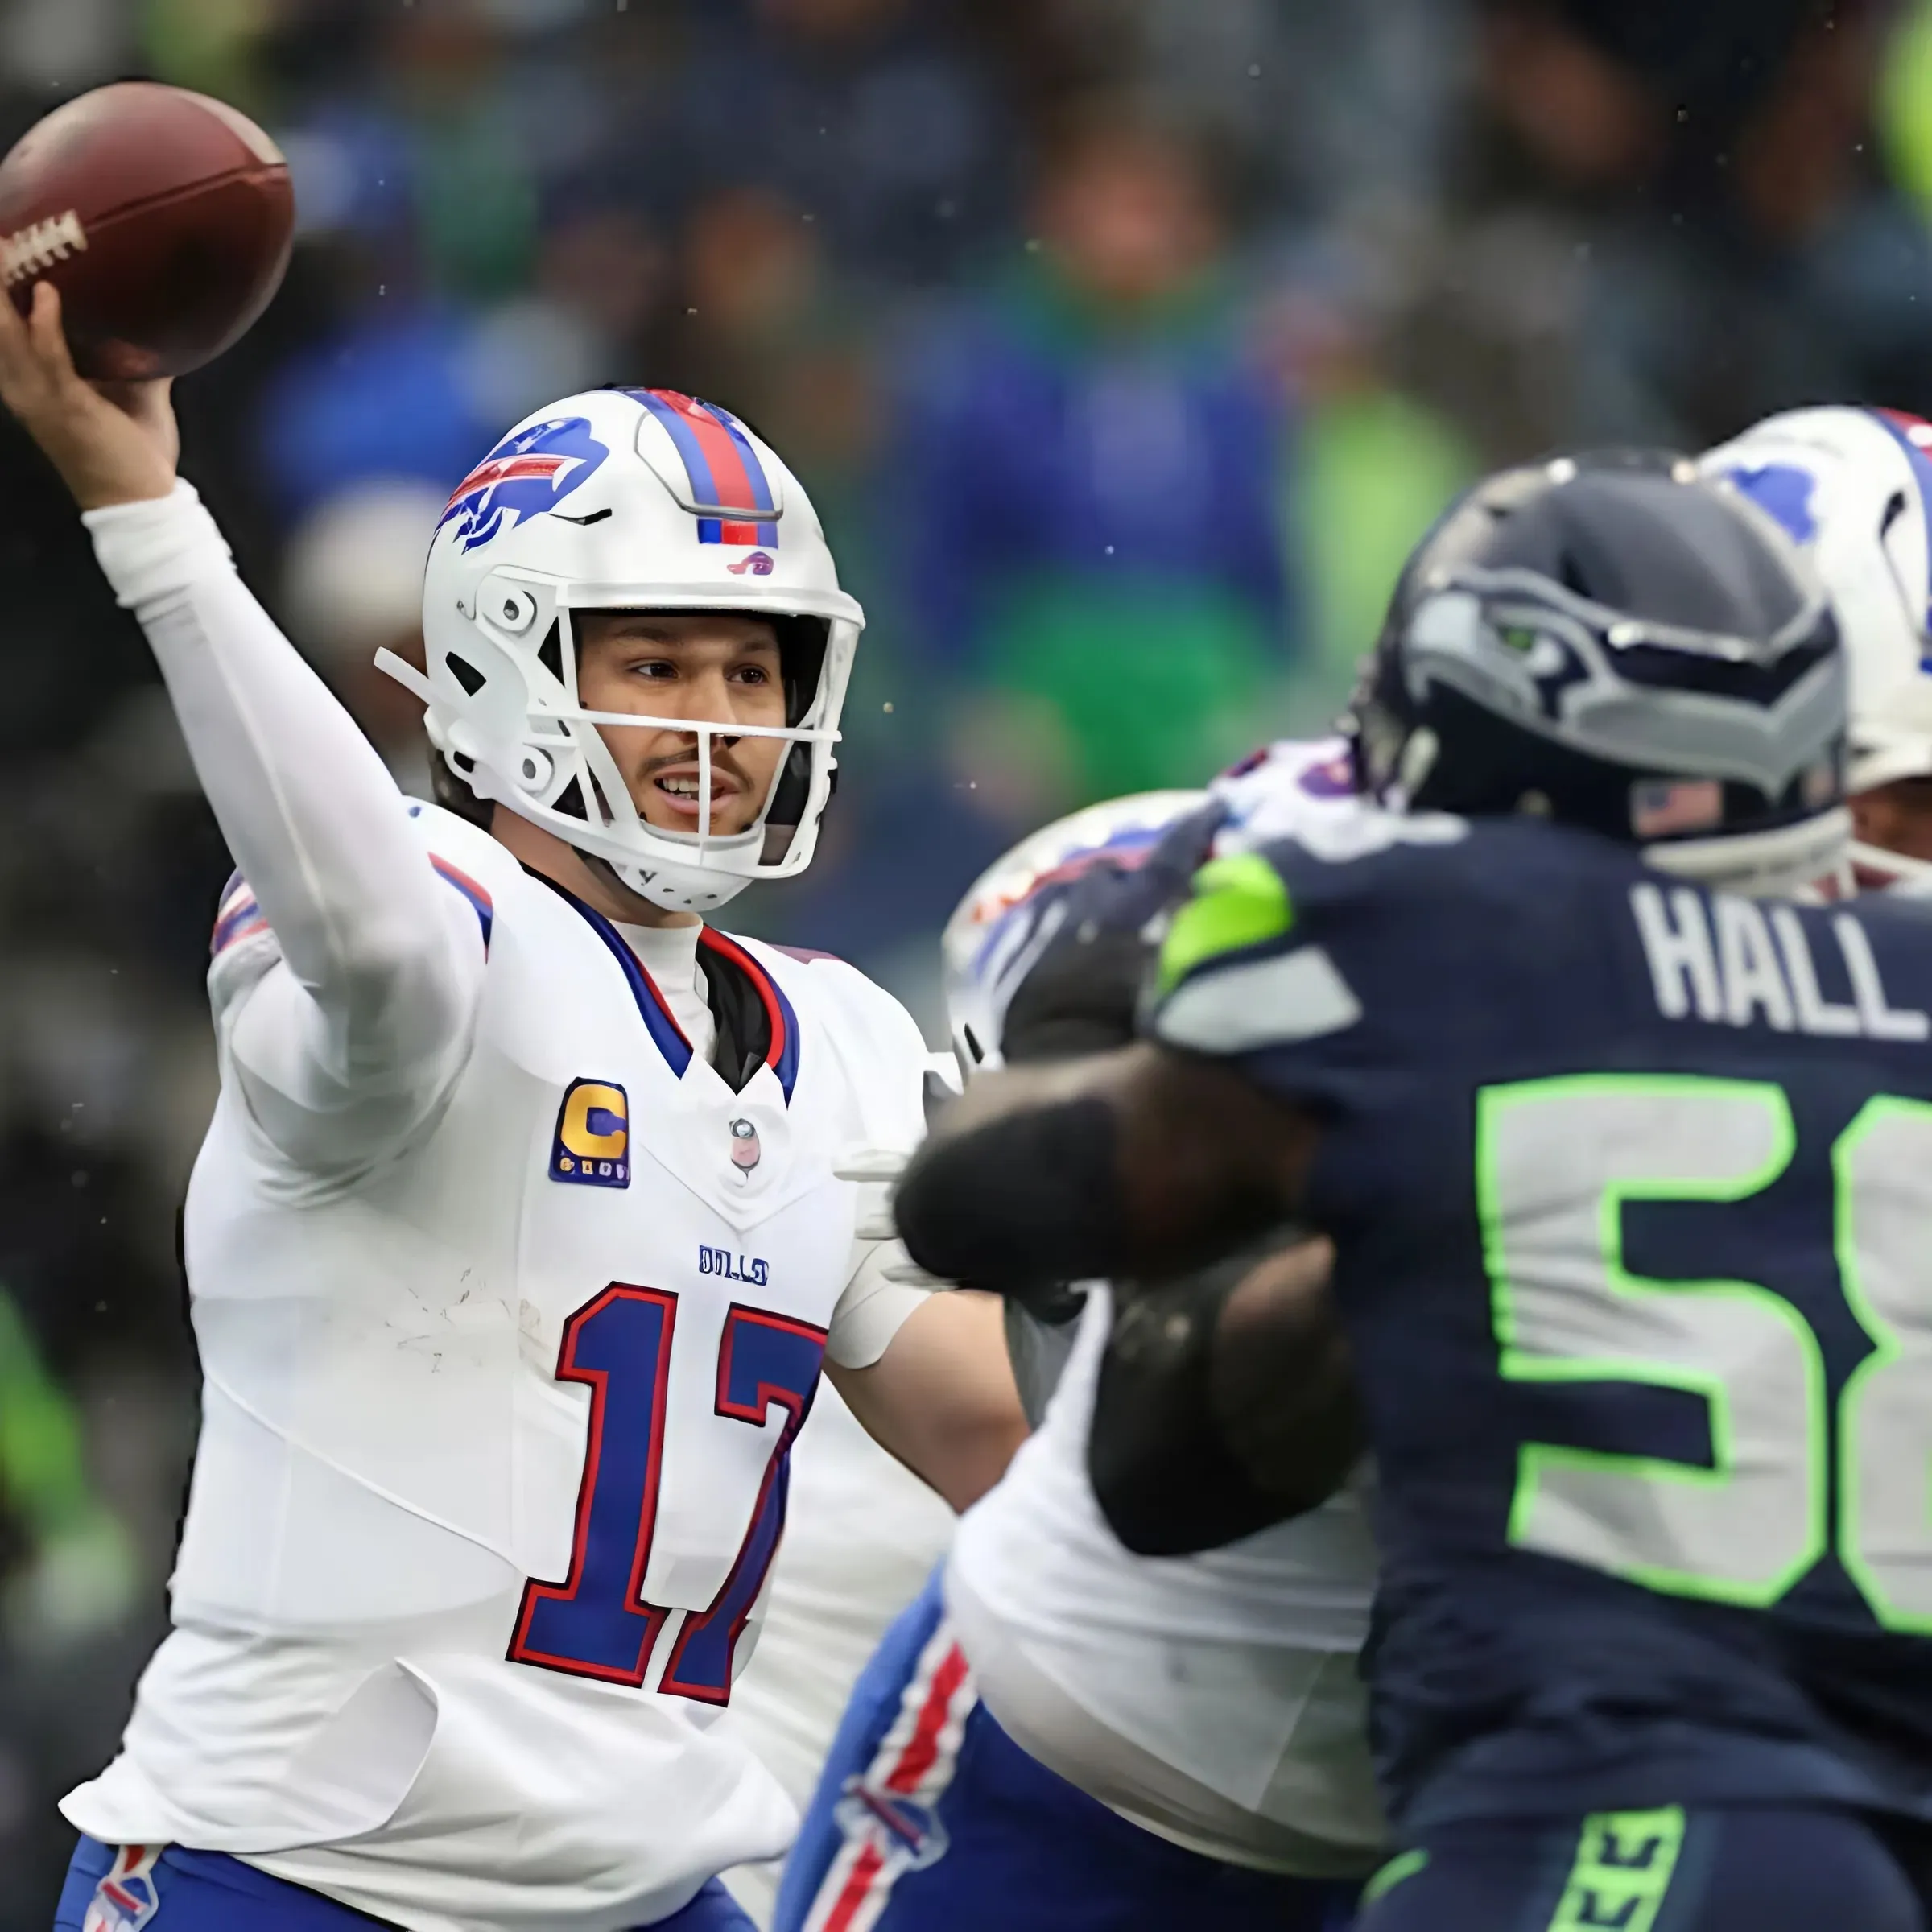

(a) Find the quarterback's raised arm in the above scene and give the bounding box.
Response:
[0,283,481,1167]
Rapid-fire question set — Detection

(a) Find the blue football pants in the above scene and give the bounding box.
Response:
[1358,1805,1926,1932]
[55,1834,756,1932]
[773,1567,1357,1932]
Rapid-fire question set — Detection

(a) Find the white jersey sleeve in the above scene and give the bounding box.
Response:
[85,483,485,1175]
[827,1243,929,1371]
[795,955,935,1370]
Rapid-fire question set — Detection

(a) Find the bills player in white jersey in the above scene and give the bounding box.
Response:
[0,283,1026,1932]
[776,759,1382,1932]
[1702,406,1932,891]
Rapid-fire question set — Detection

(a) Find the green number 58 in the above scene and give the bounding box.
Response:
[1479,1075,1932,1628]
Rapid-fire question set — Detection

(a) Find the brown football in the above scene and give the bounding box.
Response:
[0,81,295,381]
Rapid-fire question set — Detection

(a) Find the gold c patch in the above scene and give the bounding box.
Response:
[551,1079,630,1187]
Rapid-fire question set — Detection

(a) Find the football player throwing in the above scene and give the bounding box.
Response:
[0,283,1026,1932]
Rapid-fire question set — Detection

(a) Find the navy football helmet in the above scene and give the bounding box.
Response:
[1348,452,1847,897]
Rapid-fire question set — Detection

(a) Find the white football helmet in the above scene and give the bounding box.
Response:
[939,791,1208,1077]
[1702,406,1932,888]
[381,386,863,913]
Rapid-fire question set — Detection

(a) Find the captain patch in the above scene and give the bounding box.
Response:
[550,1080,630,1187]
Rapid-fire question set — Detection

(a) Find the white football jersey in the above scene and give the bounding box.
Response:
[945,739,1387,1873]
[63,803,931,1932]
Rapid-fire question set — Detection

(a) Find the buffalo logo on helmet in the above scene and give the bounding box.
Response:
[440,416,610,554]
[1721,462,1820,546]
[727,551,775,576]
[967,820,1169,935]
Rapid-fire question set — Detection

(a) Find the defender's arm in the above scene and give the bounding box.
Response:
[893,1041,1319,1297]
[1088,1236,1360,1554]
[0,284,482,1170]
[890,1031,1351,1550]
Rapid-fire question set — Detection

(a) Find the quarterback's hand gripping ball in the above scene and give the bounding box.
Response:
[0,281,179,510]
[0,80,293,381]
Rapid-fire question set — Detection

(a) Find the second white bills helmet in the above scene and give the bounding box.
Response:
[1703,406,1932,884]
[387,387,864,912]
[939,791,1208,1078]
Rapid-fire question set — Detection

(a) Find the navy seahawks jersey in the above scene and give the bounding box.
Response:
[1147,811,1932,1833]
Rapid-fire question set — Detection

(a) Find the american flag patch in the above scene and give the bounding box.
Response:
[1631,778,1723,840]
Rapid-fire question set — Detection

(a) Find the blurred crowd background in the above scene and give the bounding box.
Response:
[3,0,1932,1913]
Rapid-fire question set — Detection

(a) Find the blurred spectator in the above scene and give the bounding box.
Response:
[254,196,663,522]
[1258,258,1478,720]
[663,186,874,481]
[669,0,1016,293]
[0,1122,197,1932]
[658,186,888,679]
[1,0,129,96]
[0,1285,138,1659]
[1404,0,1932,459]
[389,4,539,303]
[1129,0,1467,223]
[530,199,666,376]
[254,299,499,522]
[461,195,666,422]
[254,3,671,522]
[1880,0,1932,204]
[887,107,1300,821]
[141,0,271,109]
[282,479,444,788]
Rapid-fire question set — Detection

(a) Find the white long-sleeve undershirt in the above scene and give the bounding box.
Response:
[615,919,715,1064]
[85,482,484,1174]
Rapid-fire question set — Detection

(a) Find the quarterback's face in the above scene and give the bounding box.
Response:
[575,612,788,838]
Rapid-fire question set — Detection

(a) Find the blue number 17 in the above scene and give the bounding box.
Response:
[507,1284,827,1702]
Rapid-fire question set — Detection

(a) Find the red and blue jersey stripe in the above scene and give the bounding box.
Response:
[547,877,700,1077]
[210,872,268,956]
[700,927,801,1100]
[631,390,780,547]
[539,876,800,1100]
[211,857,495,959]
[431,855,495,949]
[94,1841,161,1924]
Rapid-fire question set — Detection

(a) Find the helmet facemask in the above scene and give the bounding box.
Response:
[383,583,856,913]
[402,387,866,914]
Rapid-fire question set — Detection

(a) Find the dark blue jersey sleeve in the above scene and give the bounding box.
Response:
[1142,816,1631,1120]
[995,800,1227,1063]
